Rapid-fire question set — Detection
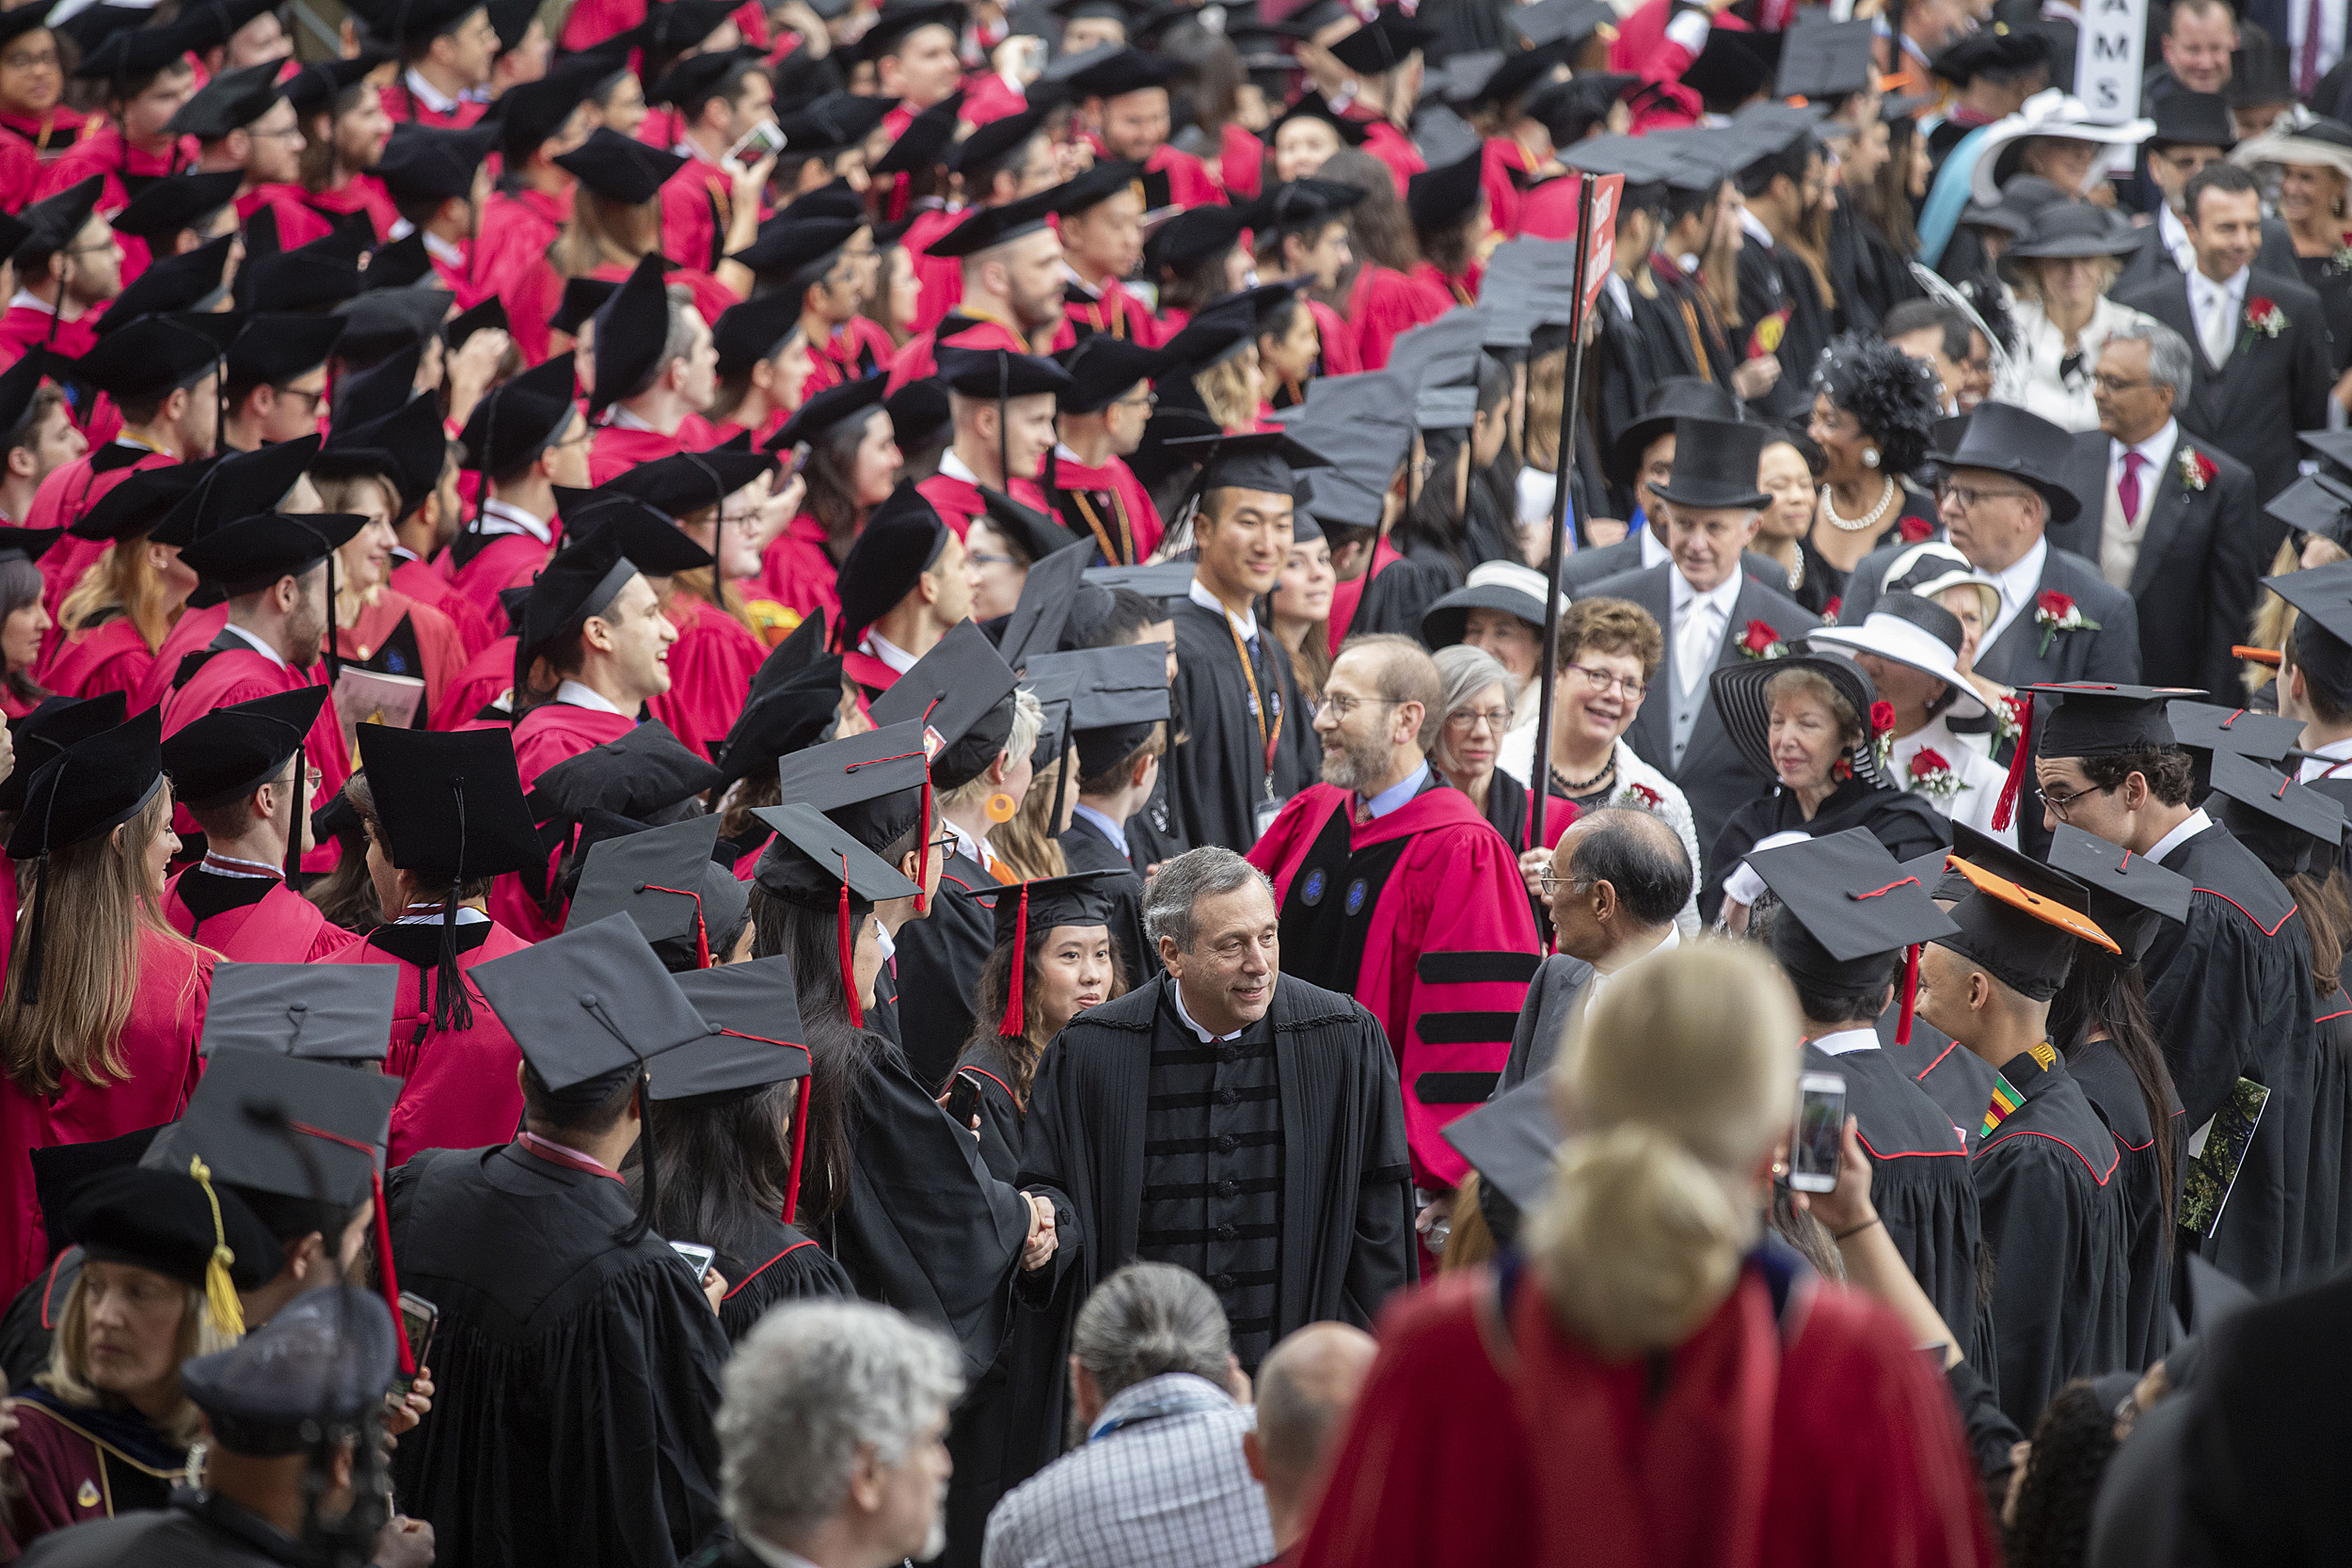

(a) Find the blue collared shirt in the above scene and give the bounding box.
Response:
[1071,802,1131,860]
[1359,760,1430,821]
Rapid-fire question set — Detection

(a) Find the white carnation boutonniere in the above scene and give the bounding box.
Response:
[2178,446,2217,492]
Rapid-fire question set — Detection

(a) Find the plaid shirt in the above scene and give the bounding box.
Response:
[980,1373,1274,1568]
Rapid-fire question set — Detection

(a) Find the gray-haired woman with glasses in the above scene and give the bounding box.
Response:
[1432,646,1572,915]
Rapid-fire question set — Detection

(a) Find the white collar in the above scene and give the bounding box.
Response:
[946,814,993,871]
[1809,1026,1881,1057]
[2111,419,2179,472]
[2192,264,2250,303]
[862,629,919,673]
[1189,578,1257,641]
[1993,536,2048,610]
[607,404,660,434]
[1586,924,1679,1003]
[392,905,490,926]
[1169,977,1243,1043]
[1638,526,1672,568]
[939,448,985,486]
[404,68,460,115]
[2157,203,2192,265]
[1739,207,1773,248]
[6,288,54,317]
[553,677,626,716]
[1071,800,1129,854]
[2299,736,2352,781]
[221,620,287,671]
[199,850,280,881]
[2146,807,2213,865]
[1668,566,1741,620]
[479,498,553,544]
[422,230,465,267]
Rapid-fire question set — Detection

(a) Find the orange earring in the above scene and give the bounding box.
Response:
[986,792,1019,823]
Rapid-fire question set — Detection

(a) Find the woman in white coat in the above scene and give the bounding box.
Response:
[1993,203,2156,433]
[1804,592,2016,845]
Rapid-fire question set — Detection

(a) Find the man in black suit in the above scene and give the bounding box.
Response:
[2117,161,2334,503]
[1586,417,1820,882]
[2052,320,2265,698]
[1563,377,1791,594]
[2113,90,2298,278]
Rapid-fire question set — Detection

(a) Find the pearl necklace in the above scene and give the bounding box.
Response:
[1820,476,1899,533]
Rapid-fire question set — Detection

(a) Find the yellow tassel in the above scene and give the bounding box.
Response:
[185,1156,246,1338]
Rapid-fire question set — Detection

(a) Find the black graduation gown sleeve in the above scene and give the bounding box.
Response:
[1168,599,1318,851]
[1123,763,1189,870]
[385,1148,730,1568]
[715,1218,854,1342]
[1349,554,1461,640]
[892,853,997,1092]
[2070,1036,2180,1371]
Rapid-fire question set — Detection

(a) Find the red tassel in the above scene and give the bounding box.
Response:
[642,885,711,969]
[783,1074,810,1227]
[837,875,864,1029]
[1896,943,1920,1048]
[287,1116,413,1375]
[1992,696,2034,832]
[998,881,1030,1037]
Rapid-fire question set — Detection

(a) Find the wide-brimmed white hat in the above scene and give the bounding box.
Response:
[2232,120,2352,185]
[1970,91,2155,206]
[1804,594,1988,721]
[1880,539,2002,631]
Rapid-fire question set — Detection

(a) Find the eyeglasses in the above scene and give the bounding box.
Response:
[1444,706,1512,733]
[1312,693,1401,721]
[2039,781,2111,820]
[2090,372,2152,393]
[2,49,59,69]
[1940,483,2035,510]
[1112,389,1158,410]
[273,385,326,411]
[1535,868,1589,897]
[1565,662,1646,700]
[929,832,959,859]
[968,550,1016,568]
[247,124,305,142]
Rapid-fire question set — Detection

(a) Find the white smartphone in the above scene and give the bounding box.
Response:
[1789,1071,1848,1194]
[670,1240,717,1282]
[726,118,787,169]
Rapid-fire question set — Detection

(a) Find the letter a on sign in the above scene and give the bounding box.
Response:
[1576,172,1626,331]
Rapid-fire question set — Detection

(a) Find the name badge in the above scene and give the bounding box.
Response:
[1251,795,1287,843]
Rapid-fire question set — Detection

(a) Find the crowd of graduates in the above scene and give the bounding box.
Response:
[0,0,2347,1560]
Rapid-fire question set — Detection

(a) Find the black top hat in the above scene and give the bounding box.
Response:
[1926,400,2081,527]
[2148,90,2237,151]
[1651,416,1770,510]
[1606,376,1744,487]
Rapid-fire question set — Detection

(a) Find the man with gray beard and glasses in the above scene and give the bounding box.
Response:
[1245,633,1540,1216]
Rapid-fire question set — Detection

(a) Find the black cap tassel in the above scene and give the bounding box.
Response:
[432,775,475,1035]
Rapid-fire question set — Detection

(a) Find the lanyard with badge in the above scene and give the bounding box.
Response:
[1226,610,1286,841]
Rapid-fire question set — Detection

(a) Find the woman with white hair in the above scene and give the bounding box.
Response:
[1289,942,1998,1567]
[1430,644,1574,862]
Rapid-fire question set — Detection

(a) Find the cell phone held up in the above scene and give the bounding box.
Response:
[671,1241,718,1284]
[1789,1071,1848,1194]
[394,1291,439,1396]
[724,118,787,172]
[944,1070,986,1131]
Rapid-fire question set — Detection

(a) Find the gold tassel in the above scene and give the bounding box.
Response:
[185,1156,246,1338]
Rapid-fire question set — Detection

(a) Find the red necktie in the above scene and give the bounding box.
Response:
[2118,451,2145,528]
[2301,0,2325,96]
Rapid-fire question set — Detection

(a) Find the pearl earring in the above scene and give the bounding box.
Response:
[1862,448,1881,469]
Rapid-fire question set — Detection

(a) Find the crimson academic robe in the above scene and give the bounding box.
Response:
[163,638,352,873]
[1051,276,1162,348]
[752,513,844,620]
[0,302,97,375]
[1291,1260,1999,1568]
[235,182,330,248]
[3,1391,184,1552]
[1356,119,1423,196]
[659,155,737,275]
[1045,450,1162,565]
[376,79,486,128]
[905,204,965,335]
[470,186,569,365]
[646,594,763,761]
[34,122,190,208]
[163,868,360,962]
[447,529,554,633]
[914,469,1047,539]
[37,616,153,704]
[305,172,400,241]
[350,919,532,1165]
[807,315,899,393]
[432,633,516,729]
[512,697,635,787]
[887,312,1028,394]
[1346,263,1447,372]
[0,928,210,1301]
[1220,122,1263,200]
[27,449,175,617]
[0,102,85,161]
[335,588,467,721]
[1247,779,1540,1188]
[1407,261,1478,310]
[390,553,499,657]
[0,134,38,215]
[840,645,901,701]
[129,601,228,715]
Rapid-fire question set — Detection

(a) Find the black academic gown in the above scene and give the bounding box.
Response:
[1971,1045,2133,1431]
[2144,821,2322,1292]
[1805,1038,1985,1369]
[13,1489,326,1566]
[2069,1034,2182,1371]
[1706,775,1952,923]
[1881,1008,2002,1148]
[713,1212,852,1343]
[1055,819,1152,990]
[1124,763,1188,871]
[893,851,998,1091]
[1735,233,1835,423]
[1167,598,1321,850]
[2306,964,2352,1275]
[1015,973,1415,1422]
[386,1143,730,1568]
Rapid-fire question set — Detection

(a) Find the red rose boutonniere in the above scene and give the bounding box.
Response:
[1616,782,1663,810]
[1870,700,1898,770]
[1739,619,1786,660]
[1899,515,1935,543]
[2179,448,2217,492]
[2034,590,2100,656]
[1909,746,1963,802]
[2247,297,2286,338]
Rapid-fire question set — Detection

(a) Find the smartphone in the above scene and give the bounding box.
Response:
[671,1241,718,1282]
[944,1070,985,1130]
[1789,1071,1847,1194]
[725,118,787,169]
[394,1291,439,1394]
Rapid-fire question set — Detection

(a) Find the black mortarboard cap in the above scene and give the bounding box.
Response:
[1142,202,1248,277]
[555,126,686,204]
[1167,428,1330,497]
[1748,826,1958,990]
[566,813,744,969]
[226,312,344,388]
[199,962,398,1066]
[653,957,810,1100]
[64,310,237,401]
[1510,0,1614,50]
[601,447,775,522]
[871,617,1020,788]
[554,493,714,573]
[1265,89,1370,148]
[2265,559,2352,648]
[355,724,545,878]
[2040,821,2191,964]
[716,652,849,792]
[1055,334,1168,415]
[374,119,501,204]
[447,296,508,352]
[948,103,1050,176]
[99,233,234,325]
[1439,1075,1559,1212]
[72,18,192,82]
[1248,175,1368,238]
[2026,683,2204,759]
[109,169,242,245]
[712,288,806,381]
[161,686,326,807]
[346,0,486,44]
[1328,8,1438,74]
[67,1165,278,1301]
[646,43,759,109]
[833,481,948,648]
[767,372,889,451]
[925,185,1064,259]
[2265,472,2352,548]
[7,705,161,860]
[862,0,962,57]
[151,435,319,548]
[2167,698,2302,763]
[1,692,125,815]
[498,57,596,161]
[871,89,965,176]
[0,0,57,49]
[884,377,949,453]
[360,230,437,293]
[2207,750,2346,878]
[1040,641,1168,776]
[29,1125,159,1262]
[332,343,423,429]
[771,721,931,909]
[164,58,284,140]
[1066,37,1179,93]
[0,525,61,565]
[728,214,859,294]
[1937,853,2120,1002]
[526,723,719,839]
[588,253,673,415]
[281,52,388,119]
[977,484,1078,565]
[235,219,371,312]
[180,513,365,597]
[456,351,579,475]
[752,799,919,906]
[1777,14,1876,100]
[771,90,898,160]
[13,174,101,260]
[315,392,448,521]
[999,539,1092,669]
[554,277,617,335]
[334,286,455,358]
[474,911,713,1092]
[1041,157,1146,219]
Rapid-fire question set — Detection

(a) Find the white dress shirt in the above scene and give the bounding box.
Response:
[220,621,287,671]
[2108,418,2180,520]
[2190,265,2250,365]
[1809,1026,1882,1056]
[1169,978,1241,1044]
[2157,203,2197,277]
[553,678,625,715]
[2298,736,2352,782]
[1188,578,1257,641]
[2146,807,2214,865]
[2294,0,2345,91]
[1668,568,1741,691]
[1982,537,2050,652]
[477,498,553,545]
[1582,925,1680,1018]
[939,449,986,486]
[862,630,919,673]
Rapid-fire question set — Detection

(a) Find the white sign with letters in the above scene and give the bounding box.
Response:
[2076,0,2151,121]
